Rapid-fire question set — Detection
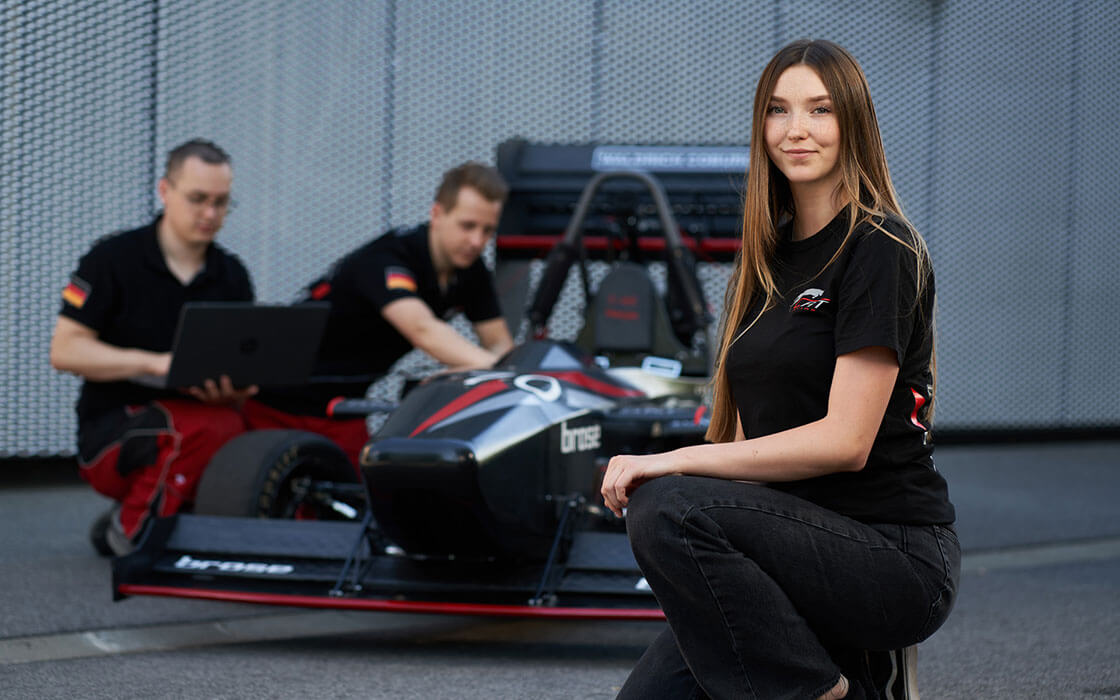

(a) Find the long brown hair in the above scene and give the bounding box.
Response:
[706,39,934,443]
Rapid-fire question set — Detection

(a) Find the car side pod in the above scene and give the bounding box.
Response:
[361,437,554,560]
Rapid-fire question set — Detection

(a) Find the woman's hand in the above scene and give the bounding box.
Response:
[600,452,678,518]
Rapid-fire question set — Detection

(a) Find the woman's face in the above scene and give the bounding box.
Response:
[764,65,842,193]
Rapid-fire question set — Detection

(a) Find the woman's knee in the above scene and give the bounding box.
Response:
[626,476,715,561]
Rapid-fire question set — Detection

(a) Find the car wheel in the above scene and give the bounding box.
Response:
[194,429,362,519]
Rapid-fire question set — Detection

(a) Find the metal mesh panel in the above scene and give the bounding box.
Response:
[155,1,392,303]
[596,1,771,145]
[780,0,937,232]
[1,1,155,455]
[931,1,1078,428]
[388,2,595,223]
[3,1,1119,455]
[1067,0,1120,426]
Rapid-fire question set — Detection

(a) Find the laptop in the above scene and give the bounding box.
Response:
[134,302,329,389]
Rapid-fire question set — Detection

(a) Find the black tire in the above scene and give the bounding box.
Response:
[194,429,361,519]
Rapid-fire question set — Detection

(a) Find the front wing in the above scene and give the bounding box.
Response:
[113,515,664,620]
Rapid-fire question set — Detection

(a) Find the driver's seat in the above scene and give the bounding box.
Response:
[576,262,706,375]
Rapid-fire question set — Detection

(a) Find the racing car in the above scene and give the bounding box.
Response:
[112,170,714,619]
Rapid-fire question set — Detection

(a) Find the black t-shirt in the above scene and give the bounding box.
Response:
[58,216,254,426]
[261,223,502,414]
[726,212,954,525]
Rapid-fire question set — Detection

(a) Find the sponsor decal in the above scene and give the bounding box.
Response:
[560,420,601,454]
[514,374,562,402]
[385,266,417,292]
[909,388,928,431]
[591,145,748,174]
[174,554,294,575]
[463,370,642,399]
[604,293,640,321]
[61,276,91,309]
[790,287,830,313]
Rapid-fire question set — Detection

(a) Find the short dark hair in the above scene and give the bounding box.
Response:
[165,139,231,179]
[434,161,508,210]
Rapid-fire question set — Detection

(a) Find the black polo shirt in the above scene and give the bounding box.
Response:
[259,223,502,415]
[58,216,254,426]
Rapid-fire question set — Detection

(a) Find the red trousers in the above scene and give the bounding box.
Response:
[78,399,247,538]
[241,398,369,473]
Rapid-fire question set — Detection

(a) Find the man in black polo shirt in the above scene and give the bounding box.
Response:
[50,139,255,555]
[244,162,514,464]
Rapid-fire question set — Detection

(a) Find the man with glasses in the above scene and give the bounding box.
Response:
[50,139,255,556]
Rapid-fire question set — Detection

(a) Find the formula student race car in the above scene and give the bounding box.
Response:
[112,170,716,619]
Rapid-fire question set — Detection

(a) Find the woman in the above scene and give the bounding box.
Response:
[601,39,959,700]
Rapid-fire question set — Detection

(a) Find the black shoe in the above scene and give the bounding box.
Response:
[88,508,114,557]
[865,646,920,700]
[104,508,137,556]
[89,505,136,557]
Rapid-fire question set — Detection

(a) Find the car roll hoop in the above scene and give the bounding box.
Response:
[524,170,712,376]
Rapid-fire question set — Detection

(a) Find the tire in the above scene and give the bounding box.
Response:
[194,429,361,519]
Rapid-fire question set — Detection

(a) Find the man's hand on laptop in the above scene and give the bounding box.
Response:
[185,375,258,406]
[129,352,174,388]
[146,352,173,377]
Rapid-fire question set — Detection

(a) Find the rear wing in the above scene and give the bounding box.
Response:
[494,140,747,262]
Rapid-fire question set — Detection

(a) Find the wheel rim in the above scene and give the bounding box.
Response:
[263,456,364,520]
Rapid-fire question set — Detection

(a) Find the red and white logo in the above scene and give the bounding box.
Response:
[791,287,830,312]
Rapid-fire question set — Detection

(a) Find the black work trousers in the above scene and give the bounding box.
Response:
[618,476,959,700]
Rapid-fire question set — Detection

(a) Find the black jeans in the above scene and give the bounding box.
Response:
[618,476,960,700]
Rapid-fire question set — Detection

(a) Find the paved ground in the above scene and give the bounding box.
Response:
[1,441,1117,699]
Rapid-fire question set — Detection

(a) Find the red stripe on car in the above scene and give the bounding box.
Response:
[537,371,644,398]
[117,584,665,620]
[410,380,508,436]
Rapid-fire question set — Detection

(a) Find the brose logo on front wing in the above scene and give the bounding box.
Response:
[560,421,601,454]
[174,554,294,575]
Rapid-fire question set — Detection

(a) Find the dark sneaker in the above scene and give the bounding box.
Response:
[88,508,114,557]
[104,507,137,557]
[90,505,136,557]
[865,645,920,700]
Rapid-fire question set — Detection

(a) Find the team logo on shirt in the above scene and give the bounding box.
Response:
[385,267,417,292]
[790,287,830,313]
[61,275,91,309]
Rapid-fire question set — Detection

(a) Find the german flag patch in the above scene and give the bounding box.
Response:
[62,276,91,309]
[385,267,417,293]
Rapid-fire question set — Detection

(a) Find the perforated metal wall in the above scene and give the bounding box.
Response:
[3,1,1117,455]
[929,1,1120,429]
[2,1,156,456]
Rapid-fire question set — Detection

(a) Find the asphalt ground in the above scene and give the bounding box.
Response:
[1,441,1117,699]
